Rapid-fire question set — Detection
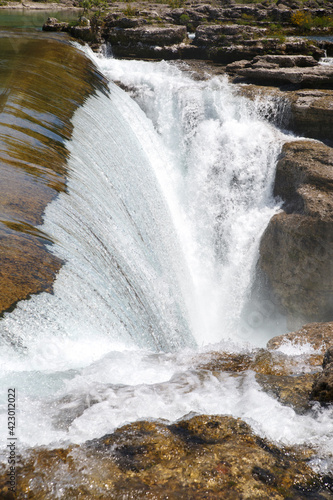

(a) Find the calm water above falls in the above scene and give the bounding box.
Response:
[0,40,332,472]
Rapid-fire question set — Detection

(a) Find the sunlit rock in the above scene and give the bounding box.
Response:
[0,415,330,499]
[259,141,333,325]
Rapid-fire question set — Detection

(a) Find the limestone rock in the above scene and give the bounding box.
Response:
[237,85,333,143]
[228,53,332,87]
[288,90,333,143]
[267,321,333,354]
[42,17,69,32]
[194,24,267,46]
[103,25,187,47]
[259,141,333,324]
[70,25,97,43]
[0,415,330,499]
[256,373,315,413]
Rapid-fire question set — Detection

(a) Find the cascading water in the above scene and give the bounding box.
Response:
[0,47,332,472]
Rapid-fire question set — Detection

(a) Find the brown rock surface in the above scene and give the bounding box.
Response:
[311,346,333,404]
[288,89,333,143]
[256,373,315,413]
[238,85,333,144]
[228,53,332,87]
[267,321,333,355]
[104,24,187,46]
[259,141,333,324]
[1,415,330,499]
[252,322,333,412]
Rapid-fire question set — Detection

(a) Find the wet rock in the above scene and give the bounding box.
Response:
[237,85,333,144]
[267,321,333,356]
[0,415,329,499]
[259,141,333,325]
[323,346,333,368]
[256,373,315,413]
[197,351,253,372]
[311,346,333,404]
[252,323,333,413]
[252,347,322,375]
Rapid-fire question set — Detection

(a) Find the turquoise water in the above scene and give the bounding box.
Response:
[0,9,80,29]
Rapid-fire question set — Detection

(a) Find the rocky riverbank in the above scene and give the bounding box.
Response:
[41,0,333,59]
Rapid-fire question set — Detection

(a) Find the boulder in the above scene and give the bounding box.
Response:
[0,415,329,499]
[267,321,333,353]
[70,25,97,43]
[254,322,333,411]
[259,141,333,325]
[42,17,69,32]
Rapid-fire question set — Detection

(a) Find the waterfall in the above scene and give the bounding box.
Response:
[84,52,286,345]
[0,53,285,354]
[0,50,332,467]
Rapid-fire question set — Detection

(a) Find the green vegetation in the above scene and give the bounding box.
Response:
[123,4,137,16]
[291,10,333,32]
[179,13,194,31]
[79,0,107,18]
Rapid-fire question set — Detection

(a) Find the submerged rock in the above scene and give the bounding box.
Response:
[0,415,330,499]
[0,35,108,318]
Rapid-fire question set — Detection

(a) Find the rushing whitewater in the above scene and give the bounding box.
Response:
[0,51,332,472]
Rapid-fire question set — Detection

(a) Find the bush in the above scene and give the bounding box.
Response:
[291,10,313,30]
[291,10,333,32]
